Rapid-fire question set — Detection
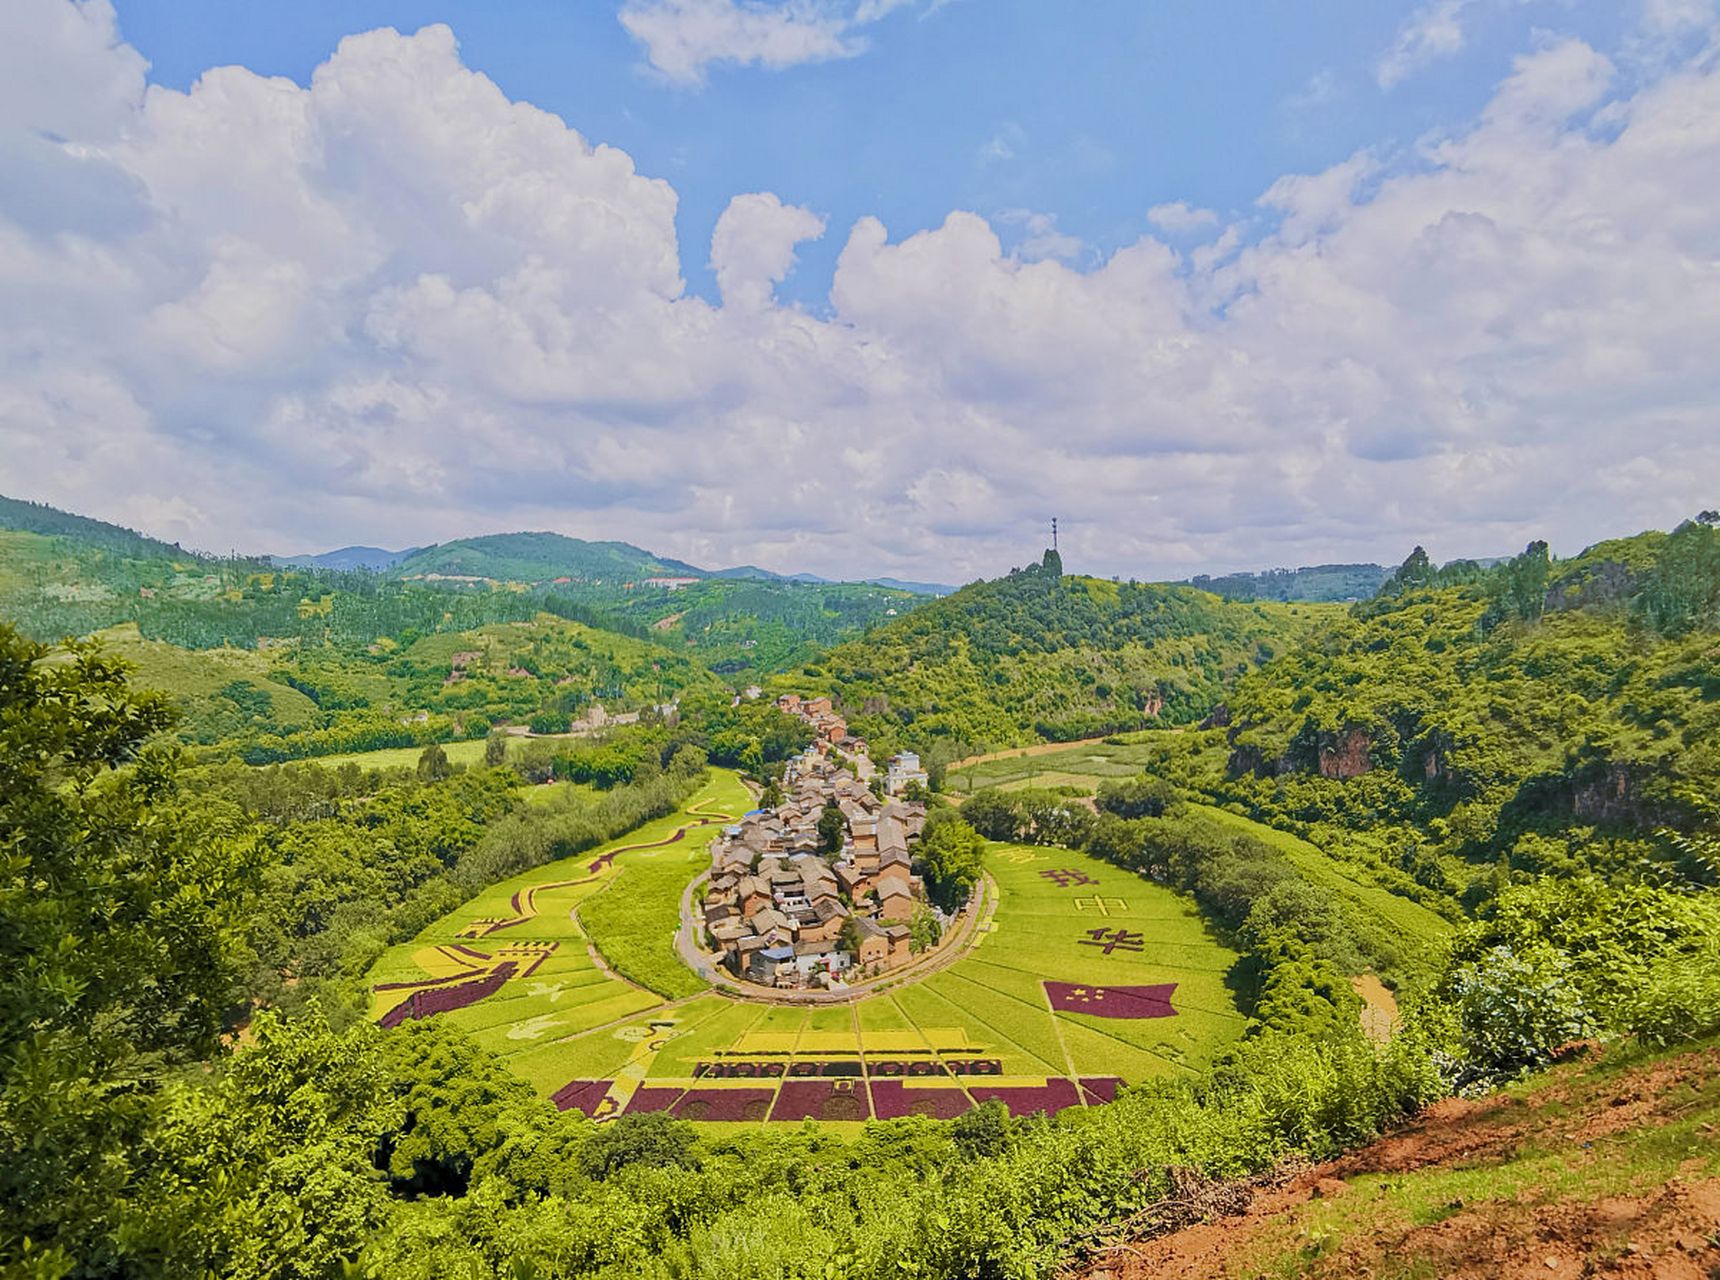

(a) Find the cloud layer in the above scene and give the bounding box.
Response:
[618,0,911,85]
[1,0,1718,581]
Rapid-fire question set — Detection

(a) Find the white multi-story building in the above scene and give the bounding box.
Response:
[885,751,929,795]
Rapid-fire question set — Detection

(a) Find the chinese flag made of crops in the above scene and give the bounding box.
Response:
[1042,981,1177,1019]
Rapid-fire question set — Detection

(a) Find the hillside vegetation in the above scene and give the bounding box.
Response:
[799,550,1332,762]
[394,531,702,584]
[1135,518,1720,917]
[1181,561,1389,603]
[5,518,1719,1280]
[0,493,191,560]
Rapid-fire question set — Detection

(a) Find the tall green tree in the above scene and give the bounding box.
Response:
[0,625,258,1270]
[916,811,987,912]
[817,800,846,853]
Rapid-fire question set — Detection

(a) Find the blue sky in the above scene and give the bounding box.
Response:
[108,0,1636,307]
[1,0,1716,580]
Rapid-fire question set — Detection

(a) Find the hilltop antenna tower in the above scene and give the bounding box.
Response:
[1051,517,1058,552]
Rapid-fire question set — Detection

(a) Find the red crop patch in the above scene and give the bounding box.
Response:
[622,1086,686,1114]
[671,1088,775,1122]
[968,1078,1082,1117]
[868,1081,973,1119]
[770,1080,871,1122]
[377,961,517,1028]
[551,1079,614,1116]
[1079,1076,1123,1105]
[1043,980,1177,1018]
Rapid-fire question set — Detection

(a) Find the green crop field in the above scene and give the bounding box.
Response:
[362,772,752,1065]
[945,733,1453,959]
[303,739,494,772]
[1185,802,1451,948]
[944,739,1167,794]
[578,771,753,998]
[372,803,1251,1126]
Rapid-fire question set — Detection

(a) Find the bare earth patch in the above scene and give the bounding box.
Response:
[1079,1044,1720,1280]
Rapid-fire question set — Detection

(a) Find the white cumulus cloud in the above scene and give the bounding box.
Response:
[710,192,827,311]
[619,0,912,85]
[1,2,1718,582]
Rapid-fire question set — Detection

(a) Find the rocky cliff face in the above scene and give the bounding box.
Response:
[1316,727,1373,779]
[1226,722,1374,780]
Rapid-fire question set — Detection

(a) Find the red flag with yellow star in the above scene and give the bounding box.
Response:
[1043,981,1177,1019]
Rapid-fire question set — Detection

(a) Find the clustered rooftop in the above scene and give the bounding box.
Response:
[699,696,937,989]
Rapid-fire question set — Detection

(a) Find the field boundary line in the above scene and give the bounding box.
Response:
[909,971,1067,1076]
[941,965,1197,1077]
[964,955,1250,1024]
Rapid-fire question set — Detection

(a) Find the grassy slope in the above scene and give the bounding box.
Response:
[92,622,321,741]
[577,770,753,998]
[364,772,749,1060]
[947,737,1454,963]
[1187,804,1452,952]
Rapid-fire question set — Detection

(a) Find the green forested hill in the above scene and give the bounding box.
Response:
[795,550,1332,761]
[604,576,918,674]
[1180,561,1390,603]
[0,497,921,675]
[390,535,922,672]
[394,532,703,583]
[0,493,191,560]
[1166,518,1720,904]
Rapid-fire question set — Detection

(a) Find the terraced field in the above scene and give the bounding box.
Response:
[364,771,752,1057]
[366,769,1249,1126]
[440,847,1243,1125]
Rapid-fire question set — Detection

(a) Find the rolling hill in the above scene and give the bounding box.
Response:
[793,549,1334,761]
[1178,561,1390,603]
[273,546,418,572]
[1156,518,1720,910]
[393,532,703,584]
[0,493,195,562]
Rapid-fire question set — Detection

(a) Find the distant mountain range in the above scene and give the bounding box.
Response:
[273,545,420,572]
[276,533,955,595]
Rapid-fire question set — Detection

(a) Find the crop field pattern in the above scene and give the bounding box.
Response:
[367,769,1246,1125]
[363,772,751,1068]
[512,842,1244,1127]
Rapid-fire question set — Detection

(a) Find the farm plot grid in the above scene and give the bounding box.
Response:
[531,841,1246,1125]
[363,772,750,1055]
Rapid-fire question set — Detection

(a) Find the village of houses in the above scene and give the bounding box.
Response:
[696,693,947,991]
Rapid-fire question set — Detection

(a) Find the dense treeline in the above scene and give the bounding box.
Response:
[180,743,711,1022]
[0,501,922,703]
[793,550,1324,764]
[0,493,189,559]
[1182,561,1389,603]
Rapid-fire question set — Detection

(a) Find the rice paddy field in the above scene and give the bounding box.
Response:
[368,779,1251,1126]
[945,732,1452,955]
[363,770,752,1060]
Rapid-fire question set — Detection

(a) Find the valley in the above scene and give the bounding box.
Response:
[4,494,1717,1278]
